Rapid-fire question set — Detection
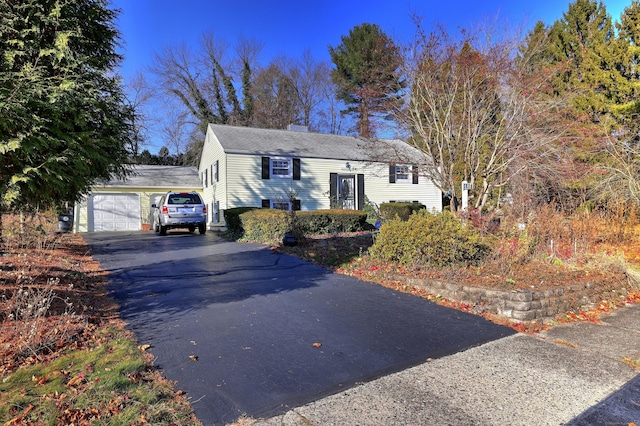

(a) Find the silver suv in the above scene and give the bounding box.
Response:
[152,191,207,235]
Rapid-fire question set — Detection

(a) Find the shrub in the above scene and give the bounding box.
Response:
[224,207,260,234]
[239,209,288,243]
[369,210,490,267]
[297,209,367,235]
[2,211,61,250]
[379,202,425,221]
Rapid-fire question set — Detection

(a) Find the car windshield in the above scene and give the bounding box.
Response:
[168,194,201,205]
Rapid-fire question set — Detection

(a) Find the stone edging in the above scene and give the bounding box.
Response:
[396,275,637,322]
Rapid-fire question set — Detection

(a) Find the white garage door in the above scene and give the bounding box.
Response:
[91,194,140,231]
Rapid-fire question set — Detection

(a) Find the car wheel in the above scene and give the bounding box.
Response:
[198,225,206,234]
[159,225,167,236]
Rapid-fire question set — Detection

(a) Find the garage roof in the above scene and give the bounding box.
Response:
[98,165,202,189]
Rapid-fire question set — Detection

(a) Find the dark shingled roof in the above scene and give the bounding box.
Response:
[208,124,426,163]
[99,165,201,188]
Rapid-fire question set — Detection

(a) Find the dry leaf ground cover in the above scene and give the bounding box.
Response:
[0,217,200,425]
[276,218,640,333]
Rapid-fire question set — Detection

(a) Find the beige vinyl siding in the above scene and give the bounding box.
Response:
[362,162,442,212]
[301,158,442,212]
[199,130,227,225]
[225,154,306,208]
[220,156,442,212]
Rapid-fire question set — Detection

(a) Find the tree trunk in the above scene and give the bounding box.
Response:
[0,210,4,254]
[475,178,491,210]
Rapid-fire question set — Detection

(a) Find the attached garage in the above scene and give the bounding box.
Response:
[89,193,141,232]
[74,165,203,233]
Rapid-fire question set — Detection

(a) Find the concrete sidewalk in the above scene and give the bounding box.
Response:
[250,304,640,426]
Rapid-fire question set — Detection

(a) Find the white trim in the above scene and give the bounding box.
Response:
[271,157,292,179]
[395,165,411,183]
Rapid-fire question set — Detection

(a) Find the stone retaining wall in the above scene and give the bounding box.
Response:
[398,275,637,322]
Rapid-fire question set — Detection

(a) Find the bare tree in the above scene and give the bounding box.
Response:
[251,63,301,130]
[150,33,262,135]
[594,136,640,206]
[400,21,563,211]
[124,72,153,159]
[285,50,332,130]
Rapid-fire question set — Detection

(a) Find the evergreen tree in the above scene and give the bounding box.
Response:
[0,0,131,235]
[329,23,405,138]
[614,1,640,132]
[546,0,620,119]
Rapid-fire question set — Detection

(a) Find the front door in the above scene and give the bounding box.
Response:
[338,174,356,210]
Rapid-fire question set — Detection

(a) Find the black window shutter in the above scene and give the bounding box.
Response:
[262,199,270,208]
[412,165,419,184]
[293,158,301,180]
[329,173,338,208]
[389,165,396,183]
[262,157,270,179]
[357,174,365,210]
[293,199,301,211]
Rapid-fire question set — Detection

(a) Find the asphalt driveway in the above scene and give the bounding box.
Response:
[84,231,514,425]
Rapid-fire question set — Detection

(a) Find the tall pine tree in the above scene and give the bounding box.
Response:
[329,23,405,138]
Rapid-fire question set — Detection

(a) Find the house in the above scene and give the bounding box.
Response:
[199,124,442,231]
[74,124,443,233]
[74,165,202,232]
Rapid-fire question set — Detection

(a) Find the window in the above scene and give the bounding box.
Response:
[213,160,219,182]
[262,157,300,180]
[389,164,418,184]
[203,169,208,187]
[262,199,301,210]
[395,165,410,182]
[271,158,292,178]
[272,200,291,210]
[168,193,203,205]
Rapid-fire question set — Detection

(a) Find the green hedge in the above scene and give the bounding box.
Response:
[239,209,289,242]
[224,207,260,233]
[379,202,425,221]
[238,208,368,243]
[297,209,368,234]
[369,210,490,267]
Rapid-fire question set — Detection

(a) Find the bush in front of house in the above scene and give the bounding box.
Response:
[379,202,425,221]
[224,207,261,234]
[297,209,368,235]
[369,209,490,267]
[239,208,289,242]
[238,208,368,243]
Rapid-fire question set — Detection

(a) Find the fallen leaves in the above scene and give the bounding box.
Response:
[188,355,198,362]
[312,342,322,348]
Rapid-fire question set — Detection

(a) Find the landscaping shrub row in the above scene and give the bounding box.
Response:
[235,208,368,243]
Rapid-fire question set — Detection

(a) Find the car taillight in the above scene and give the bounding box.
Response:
[202,205,207,214]
[161,206,168,214]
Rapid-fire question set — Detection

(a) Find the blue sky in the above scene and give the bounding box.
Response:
[111,0,629,80]
[110,0,629,151]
